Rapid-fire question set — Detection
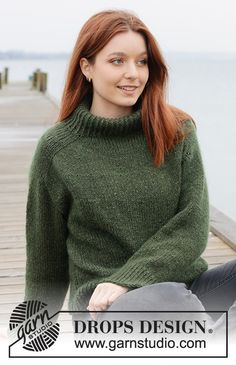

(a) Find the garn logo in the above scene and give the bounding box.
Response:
[9,301,60,352]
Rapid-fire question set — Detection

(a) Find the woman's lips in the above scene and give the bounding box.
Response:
[117,86,138,95]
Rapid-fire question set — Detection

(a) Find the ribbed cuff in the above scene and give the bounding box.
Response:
[103,264,157,289]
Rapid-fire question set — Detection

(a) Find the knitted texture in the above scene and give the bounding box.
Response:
[25,100,209,313]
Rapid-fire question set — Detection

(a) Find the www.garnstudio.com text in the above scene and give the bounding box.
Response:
[74,337,206,351]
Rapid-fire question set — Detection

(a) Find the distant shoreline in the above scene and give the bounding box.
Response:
[0,50,236,61]
[0,51,70,60]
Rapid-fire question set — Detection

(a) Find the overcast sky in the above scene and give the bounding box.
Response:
[1,0,236,54]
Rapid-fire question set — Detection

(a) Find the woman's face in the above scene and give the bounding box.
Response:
[80,30,149,117]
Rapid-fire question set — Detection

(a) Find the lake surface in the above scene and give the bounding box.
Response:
[1,53,236,221]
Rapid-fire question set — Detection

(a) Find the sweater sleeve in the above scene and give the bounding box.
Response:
[105,121,210,289]
[24,136,69,314]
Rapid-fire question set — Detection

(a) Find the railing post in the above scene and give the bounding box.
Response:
[3,67,8,84]
[31,72,36,89]
[36,70,42,91]
[31,68,41,89]
[40,72,47,93]
[30,69,47,93]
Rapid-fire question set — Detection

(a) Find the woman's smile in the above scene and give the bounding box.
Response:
[117,85,138,96]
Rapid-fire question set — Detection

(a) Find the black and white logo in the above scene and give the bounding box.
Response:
[9,300,60,352]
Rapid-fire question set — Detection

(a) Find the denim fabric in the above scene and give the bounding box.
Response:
[189,259,236,317]
[95,259,236,332]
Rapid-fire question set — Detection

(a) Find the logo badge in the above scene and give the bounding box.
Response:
[9,300,60,352]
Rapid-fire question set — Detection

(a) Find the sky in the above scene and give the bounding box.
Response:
[1,0,236,54]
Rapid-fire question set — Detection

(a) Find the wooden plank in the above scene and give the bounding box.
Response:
[0,203,26,208]
[0,243,25,249]
[0,314,12,324]
[0,221,25,226]
[0,261,25,269]
[208,235,227,245]
[208,264,220,269]
[205,243,228,249]
[0,210,26,215]
[0,268,25,276]
[203,256,236,265]
[0,293,24,304]
[0,216,25,221]
[0,175,27,181]
[0,255,26,262]
[0,228,25,234]
[203,248,236,257]
[0,238,26,243]
[0,303,23,314]
[0,277,25,285]
[0,248,25,256]
[0,285,24,294]
[210,205,236,252]
[0,233,25,238]
[0,196,27,203]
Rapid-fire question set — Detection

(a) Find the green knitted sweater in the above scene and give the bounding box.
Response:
[25,99,209,313]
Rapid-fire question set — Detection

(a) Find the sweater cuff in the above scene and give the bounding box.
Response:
[104,264,157,290]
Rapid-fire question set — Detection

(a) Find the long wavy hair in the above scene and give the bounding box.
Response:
[57,9,193,167]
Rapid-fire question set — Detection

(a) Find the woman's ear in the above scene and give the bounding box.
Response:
[80,57,91,80]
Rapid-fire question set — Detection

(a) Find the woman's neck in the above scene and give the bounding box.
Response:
[89,99,133,119]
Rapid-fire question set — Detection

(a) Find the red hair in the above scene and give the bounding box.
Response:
[57,9,193,167]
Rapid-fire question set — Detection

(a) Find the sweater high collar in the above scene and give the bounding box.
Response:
[65,98,142,137]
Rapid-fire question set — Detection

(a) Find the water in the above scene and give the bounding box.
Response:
[0,58,70,104]
[0,54,236,221]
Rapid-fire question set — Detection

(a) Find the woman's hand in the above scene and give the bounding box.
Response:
[87,282,129,320]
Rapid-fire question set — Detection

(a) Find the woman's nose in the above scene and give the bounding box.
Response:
[124,62,139,79]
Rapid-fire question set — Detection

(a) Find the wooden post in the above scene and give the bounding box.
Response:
[40,72,47,93]
[36,70,42,91]
[32,72,37,89]
[30,69,47,93]
[31,68,41,89]
[3,67,8,84]
[0,72,2,89]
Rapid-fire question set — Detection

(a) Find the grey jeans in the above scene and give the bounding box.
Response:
[95,259,236,332]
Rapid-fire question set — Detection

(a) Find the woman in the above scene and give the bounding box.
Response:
[25,10,236,326]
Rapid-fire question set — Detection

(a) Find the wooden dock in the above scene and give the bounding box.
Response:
[1,81,236,333]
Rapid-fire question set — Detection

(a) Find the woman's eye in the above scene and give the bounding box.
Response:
[111,58,123,64]
[111,58,148,65]
[138,59,148,65]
